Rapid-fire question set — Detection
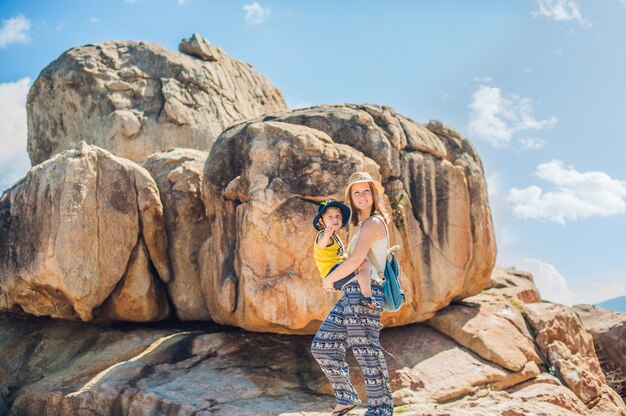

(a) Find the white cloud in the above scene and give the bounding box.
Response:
[177,0,190,4]
[512,257,576,305]
[519,137,547,150]
[523,66,534,75]
[586,281,626,306]
[511,258,626,306]
[292,101,312,109]
[487,171,524,247]
[473,76,493,83]
[0,78,31,192]
[0,15,31,48]
[508,160,626,224]
[486,172,501,197]
[438,90,457,103]
[243,2,271,25]
[532,0,591,27]
[467,86,557,147]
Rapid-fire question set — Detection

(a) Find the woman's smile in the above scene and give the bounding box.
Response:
[351,182,373,210]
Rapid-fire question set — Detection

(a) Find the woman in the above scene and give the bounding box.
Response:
[311,171,394,416]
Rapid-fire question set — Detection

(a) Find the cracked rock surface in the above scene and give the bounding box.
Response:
[2,269,624,415]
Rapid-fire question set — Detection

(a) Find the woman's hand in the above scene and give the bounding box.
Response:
[322,276,337,292]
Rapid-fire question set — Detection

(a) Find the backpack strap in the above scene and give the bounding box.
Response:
[366,215,401,282]
[368,247,385,282]
[373,215,400,255]
[366,215,390,283]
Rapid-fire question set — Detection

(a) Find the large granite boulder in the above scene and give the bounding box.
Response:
[27,33,287,165]
[201,120,374,333]
[0,142,170,322]
[142,148,211,321]
[201,104,496,333]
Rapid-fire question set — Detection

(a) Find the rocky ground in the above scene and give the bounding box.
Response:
[1,268,624,416]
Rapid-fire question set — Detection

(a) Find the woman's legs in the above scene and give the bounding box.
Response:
[311,296,361,407]
[344,283,394,416]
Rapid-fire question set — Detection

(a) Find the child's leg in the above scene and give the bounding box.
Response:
[357,262,384,312]
[356,261,373,298]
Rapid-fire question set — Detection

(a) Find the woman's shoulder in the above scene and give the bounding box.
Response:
[364,214,386,225]
[362,214,387,234]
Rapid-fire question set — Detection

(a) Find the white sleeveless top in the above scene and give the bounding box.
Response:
[348,215,389,283]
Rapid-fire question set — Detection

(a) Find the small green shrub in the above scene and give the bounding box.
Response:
[391,192,406,229]
[506,296,527,317]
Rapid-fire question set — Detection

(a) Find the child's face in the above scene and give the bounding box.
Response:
[321,207,343,231]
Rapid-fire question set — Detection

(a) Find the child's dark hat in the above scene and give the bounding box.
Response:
[312,200,351,231]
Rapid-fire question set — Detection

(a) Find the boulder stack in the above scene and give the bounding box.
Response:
[27,33,287,165]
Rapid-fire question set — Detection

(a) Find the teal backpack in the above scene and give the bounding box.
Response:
[367,220,406,312]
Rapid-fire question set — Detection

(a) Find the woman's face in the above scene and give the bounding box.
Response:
[350,182,373,212]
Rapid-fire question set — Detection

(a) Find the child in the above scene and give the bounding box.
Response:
[313,200,384,311]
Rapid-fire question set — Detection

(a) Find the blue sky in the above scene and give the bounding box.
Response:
[1,0,625,306]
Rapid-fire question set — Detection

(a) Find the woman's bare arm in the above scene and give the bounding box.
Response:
[322,216,385,288]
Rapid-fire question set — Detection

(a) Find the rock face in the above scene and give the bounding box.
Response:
[27,33,287,165]
[0,142,170,322]
[143,149,211,321]
[201,104,496,333]
[486,265,541,303]
[525,302,625,413]
[574,304,626,399]
[427,293,543,374]
[6,103,497,332]
[574,304,626,373]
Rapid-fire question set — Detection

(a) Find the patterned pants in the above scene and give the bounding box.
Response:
[311,282,394,416]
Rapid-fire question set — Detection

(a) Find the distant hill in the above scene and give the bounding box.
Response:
[595,296,626,313]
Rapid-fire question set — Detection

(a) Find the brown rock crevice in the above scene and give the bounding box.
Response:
[132,166,171,284]
[142,149,211,321]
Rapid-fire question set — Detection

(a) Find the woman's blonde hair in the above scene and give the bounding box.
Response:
[348,182,390,226]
